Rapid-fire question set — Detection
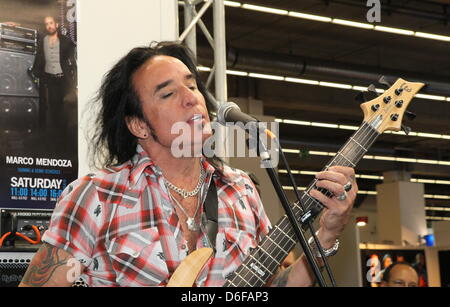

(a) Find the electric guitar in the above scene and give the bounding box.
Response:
[167,78,425,287]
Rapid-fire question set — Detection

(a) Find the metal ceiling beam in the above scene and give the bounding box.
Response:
[224,47,450,96]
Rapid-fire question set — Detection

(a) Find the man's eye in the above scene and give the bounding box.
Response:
[162,93,173,99]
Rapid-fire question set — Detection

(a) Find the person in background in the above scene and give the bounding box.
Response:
[381,262,419,287]
[413,253,428,287]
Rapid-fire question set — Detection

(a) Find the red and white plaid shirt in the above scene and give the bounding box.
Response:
[42,145,271,286]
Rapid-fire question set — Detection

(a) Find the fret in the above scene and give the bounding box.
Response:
[248,253,273,275]
[335,152,356,167]
[349,136,367,151]
[242,263,266,284]
[266,236,288,256]
[257,245,281,266]
[233,271,253,287]
[275,225,296,244]
[228,280,237,287]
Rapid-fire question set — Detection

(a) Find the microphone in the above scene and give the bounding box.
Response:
[217,102,258,126]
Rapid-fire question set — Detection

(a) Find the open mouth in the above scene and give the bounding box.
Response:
[187,114,204,123]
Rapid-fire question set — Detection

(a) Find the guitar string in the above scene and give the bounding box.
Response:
[227,123,379,286]
[228,124,378,286]
[227,122,381,287]
[227,89,410,286]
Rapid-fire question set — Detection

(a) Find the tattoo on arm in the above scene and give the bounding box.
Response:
[271,266,293,287]
[21,244,71,287]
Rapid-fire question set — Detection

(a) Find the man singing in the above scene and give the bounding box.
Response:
[20,42,357,287]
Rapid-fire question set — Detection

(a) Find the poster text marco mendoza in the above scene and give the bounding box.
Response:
[5,155,72,207]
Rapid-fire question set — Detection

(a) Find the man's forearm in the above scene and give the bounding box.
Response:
[19,243,81,287]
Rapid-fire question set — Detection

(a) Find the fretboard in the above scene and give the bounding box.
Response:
[223,121,381,287]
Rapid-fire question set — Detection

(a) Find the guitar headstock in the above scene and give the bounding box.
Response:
[360,78,425,134]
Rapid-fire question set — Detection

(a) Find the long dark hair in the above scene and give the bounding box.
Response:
[89,41,217,168]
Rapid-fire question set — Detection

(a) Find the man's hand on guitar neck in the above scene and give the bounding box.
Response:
[312,166,357,249]
[271,166,357,287]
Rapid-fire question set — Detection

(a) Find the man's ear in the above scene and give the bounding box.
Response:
[126,116,149,139]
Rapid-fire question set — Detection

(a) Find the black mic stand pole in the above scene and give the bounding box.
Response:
[253,126,328,287]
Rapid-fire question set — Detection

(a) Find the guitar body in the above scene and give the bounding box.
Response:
[167,247,213,287]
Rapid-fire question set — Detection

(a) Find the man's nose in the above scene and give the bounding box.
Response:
[181,86,198,108]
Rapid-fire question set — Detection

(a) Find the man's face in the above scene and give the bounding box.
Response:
[44,17,58,35]
[132,55,211,153]
[383,264,419,287]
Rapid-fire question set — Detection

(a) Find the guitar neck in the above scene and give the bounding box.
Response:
[223,121,381,287]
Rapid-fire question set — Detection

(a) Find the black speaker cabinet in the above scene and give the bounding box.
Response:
[0,96,38,132]
[0,49,38,97]
[0,251,34,287]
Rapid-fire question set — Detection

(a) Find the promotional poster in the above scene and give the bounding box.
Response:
[0,0,77,209]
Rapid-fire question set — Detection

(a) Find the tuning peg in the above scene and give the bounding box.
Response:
[367,84,380,97]
[405,111,417,121]
[355,91,366,103]
[401,124,411,135]
[378,76,392,88]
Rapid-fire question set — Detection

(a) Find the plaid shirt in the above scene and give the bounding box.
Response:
[42,145,271,287]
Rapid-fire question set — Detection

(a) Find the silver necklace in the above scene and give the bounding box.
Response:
[164,164,205,231]
[164,165,206,199]
[168,192,202,231]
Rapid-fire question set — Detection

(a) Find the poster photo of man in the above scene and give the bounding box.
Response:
[0,0,78,210]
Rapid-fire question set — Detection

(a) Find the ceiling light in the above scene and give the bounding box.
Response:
[285,77,319,85]
[332,19,374,30]
[310,122,339,129]
[242,4,288,15]
[226,70,248,76]
[197,66,211,72]
[356,216,368,227]
[288,11,332,23]
[319,81,352,89]
[427,216,450,221]
[374,26,414,36]
[248,72,284,81]
[278,169,450,186]
[415,32,450,42]
[415,93,446,101]
[282,149,300,154]
[215,67,450,102]
[338,125,359,131]
[282,119,311,126]
[224,1,241,8]
[223,2,450,43]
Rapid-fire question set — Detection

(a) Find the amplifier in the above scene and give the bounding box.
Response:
[0,38,36,54]
[0,209,52,248]
[0,96,39,132]
[0,24,37,42]
[0,49,38,97]
[0,251,35,287]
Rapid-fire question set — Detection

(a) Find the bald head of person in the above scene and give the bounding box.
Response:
[381,262,419,287]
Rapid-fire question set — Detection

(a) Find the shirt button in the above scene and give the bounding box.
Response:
[181,244,187,250]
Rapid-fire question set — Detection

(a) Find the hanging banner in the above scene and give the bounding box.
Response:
[0,0,78,209]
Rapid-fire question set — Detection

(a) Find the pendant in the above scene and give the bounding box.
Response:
[187,217,199,231]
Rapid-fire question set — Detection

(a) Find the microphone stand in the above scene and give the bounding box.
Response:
[253,125,331,287]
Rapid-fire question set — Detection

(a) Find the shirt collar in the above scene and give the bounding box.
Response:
[128,145,243,187]
[128,145,157,187]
